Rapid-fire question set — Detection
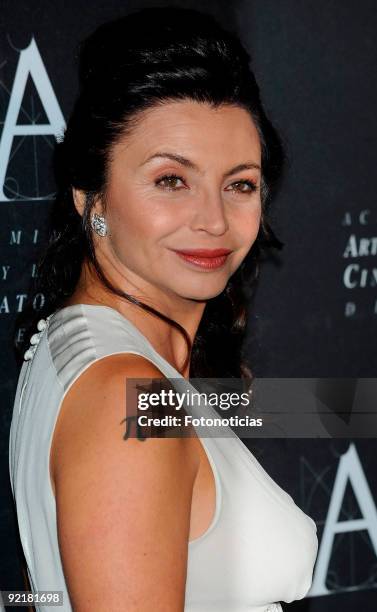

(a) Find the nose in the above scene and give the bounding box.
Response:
[190,190,229,236]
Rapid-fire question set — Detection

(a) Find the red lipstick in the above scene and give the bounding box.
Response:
[170,248,232,270]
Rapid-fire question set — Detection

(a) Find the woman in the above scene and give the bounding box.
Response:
[9,7,318,611]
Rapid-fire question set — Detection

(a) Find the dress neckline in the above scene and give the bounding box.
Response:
[51,303,187,380]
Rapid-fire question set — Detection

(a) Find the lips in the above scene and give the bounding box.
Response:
[171,248,232,257]
[170,248,232,270]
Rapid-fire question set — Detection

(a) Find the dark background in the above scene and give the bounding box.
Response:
[1,1,376,610]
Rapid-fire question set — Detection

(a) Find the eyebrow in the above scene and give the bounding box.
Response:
[141,151,261,178]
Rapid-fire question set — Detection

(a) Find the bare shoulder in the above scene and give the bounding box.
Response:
[51,352,199,483]
[50,353,163,468]
[51,352,200,610]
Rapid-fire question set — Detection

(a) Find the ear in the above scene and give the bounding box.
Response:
[72,187,86,217]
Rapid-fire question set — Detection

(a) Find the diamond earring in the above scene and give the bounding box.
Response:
[90,213,108,237]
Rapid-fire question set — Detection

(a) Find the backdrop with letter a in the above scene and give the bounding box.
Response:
[1,1,376,610]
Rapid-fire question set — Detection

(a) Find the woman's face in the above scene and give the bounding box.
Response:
[98,100,262,302]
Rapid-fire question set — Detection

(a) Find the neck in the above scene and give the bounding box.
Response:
[63,257,207,375]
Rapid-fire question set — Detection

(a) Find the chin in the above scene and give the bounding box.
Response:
[177,284,228,302]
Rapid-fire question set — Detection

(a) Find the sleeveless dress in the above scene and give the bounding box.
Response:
[9,304,318,612]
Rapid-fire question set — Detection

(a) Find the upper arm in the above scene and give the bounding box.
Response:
[51,354,200,611]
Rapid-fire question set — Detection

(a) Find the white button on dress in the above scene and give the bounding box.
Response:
[23,318,50,361]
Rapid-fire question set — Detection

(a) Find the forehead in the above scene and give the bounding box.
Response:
[114,100,261,161]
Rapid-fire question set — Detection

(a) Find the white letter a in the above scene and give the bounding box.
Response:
[0,37,66,201]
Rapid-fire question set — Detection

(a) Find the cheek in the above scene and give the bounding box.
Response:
[107,193,184,246]
[106,185,148,234]
[231,203,261,248]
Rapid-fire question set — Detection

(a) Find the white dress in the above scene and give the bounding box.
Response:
[9,304,318,612]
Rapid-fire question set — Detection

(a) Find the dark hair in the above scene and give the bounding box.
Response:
[14,6,285,385]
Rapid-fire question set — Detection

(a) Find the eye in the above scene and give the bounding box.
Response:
[227,180,259,194]
[155,174,186,191]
